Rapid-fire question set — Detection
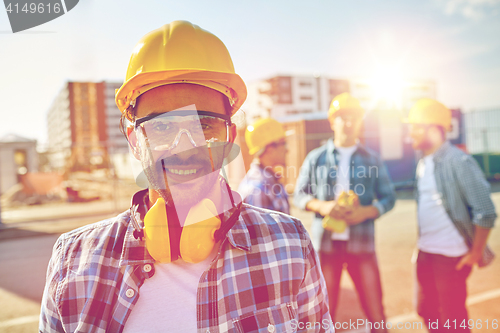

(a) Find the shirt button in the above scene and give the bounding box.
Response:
[125,289,135,298]
[143,264,152,272]
[268,324,275,332]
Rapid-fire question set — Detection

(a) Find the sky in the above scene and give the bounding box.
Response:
[1,0,499,147]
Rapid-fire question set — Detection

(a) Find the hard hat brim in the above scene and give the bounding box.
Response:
[402,118,451,131]
[116,69,247,117]
[328,107,365,118]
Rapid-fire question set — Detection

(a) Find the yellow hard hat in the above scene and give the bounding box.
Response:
[404,98,451,131]
[115,21,247,120]
[328,93,364,117]
[245,118,286,155]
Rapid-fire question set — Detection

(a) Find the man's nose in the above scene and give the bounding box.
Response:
[170,130,198,159]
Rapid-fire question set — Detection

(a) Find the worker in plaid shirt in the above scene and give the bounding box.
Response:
[406,99,496,332]
[40,21,332,333]
[238,118,290,215]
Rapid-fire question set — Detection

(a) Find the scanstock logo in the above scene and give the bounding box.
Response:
[3,0,79,33]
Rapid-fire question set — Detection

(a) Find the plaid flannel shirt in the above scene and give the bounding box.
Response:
[415,141,497,267]
[40,189,332,332]
[294,139,396,253]
[238,162,290,215]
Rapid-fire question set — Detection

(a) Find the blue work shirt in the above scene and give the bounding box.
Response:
[294,139,396,253]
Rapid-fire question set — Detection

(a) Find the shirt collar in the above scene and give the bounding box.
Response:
[432,141,451,163]
[253,162,279,182]
[225,206,252,251]
[120,189,154,267]
[327,138,366,155]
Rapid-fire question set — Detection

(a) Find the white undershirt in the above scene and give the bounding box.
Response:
[331,144,357,241]
[417,155,469,257]
[123,247,218,333]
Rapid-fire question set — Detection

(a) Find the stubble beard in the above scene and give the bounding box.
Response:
[142,156,219,210]
[413,137,433,152]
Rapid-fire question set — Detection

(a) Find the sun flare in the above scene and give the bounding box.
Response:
[368,66,405,109]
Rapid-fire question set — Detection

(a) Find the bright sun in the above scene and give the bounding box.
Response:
[368,66,405,109]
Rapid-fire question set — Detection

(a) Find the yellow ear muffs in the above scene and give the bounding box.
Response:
[144,197,172,263]
[180,199,221,263]
[143,197,221,264]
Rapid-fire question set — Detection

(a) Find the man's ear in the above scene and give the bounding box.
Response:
[228,123,237,143]
[126,127,141,160]
[328,115,336,132]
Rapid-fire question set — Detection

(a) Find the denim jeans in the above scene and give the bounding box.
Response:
[320,241,387,333]
[415,251,472,333]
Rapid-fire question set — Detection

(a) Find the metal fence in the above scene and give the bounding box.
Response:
[464,108,500,179]
[465,108,500,154]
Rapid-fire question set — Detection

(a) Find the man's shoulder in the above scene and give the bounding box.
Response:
[240,204,309,241]
[439,143,475,165]
[241,165,266,185]
[446,143,469,158]
[357,144,382,162]
[55,210,131,254]
[238,174,267,199]
[304,144,329,163]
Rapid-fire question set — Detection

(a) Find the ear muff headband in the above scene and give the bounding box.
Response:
[143,197,242,263]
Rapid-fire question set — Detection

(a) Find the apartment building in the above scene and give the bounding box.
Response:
[46,81,128,172]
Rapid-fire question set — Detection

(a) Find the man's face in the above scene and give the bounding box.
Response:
[409,124,433,151]
[132,84,233,207]
[329,110,363,146]
[268,138,287,167]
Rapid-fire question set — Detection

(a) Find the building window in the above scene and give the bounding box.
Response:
[279,93,292,104]
[280,79,290,88]
[300,95,313,101]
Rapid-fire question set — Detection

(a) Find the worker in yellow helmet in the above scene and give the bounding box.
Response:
[294,92,396,332]
[238,118,290,214]
[40,21,332,332]
[406,98,496,332]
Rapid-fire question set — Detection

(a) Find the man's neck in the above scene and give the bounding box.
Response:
[147,178,232,224]
[258,154,274,170]
[422,141,445,157]
[334,138,358,148]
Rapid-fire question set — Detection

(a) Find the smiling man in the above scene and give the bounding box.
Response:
[39,21,332,333]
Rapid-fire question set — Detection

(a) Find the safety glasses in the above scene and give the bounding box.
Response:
[134,110,231,151]
[268,141,287,149]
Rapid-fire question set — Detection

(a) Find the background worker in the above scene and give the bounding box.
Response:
[40,21,332,332]
[238,118,290,214]
[406,98,497,332]
[294,93,396,333]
